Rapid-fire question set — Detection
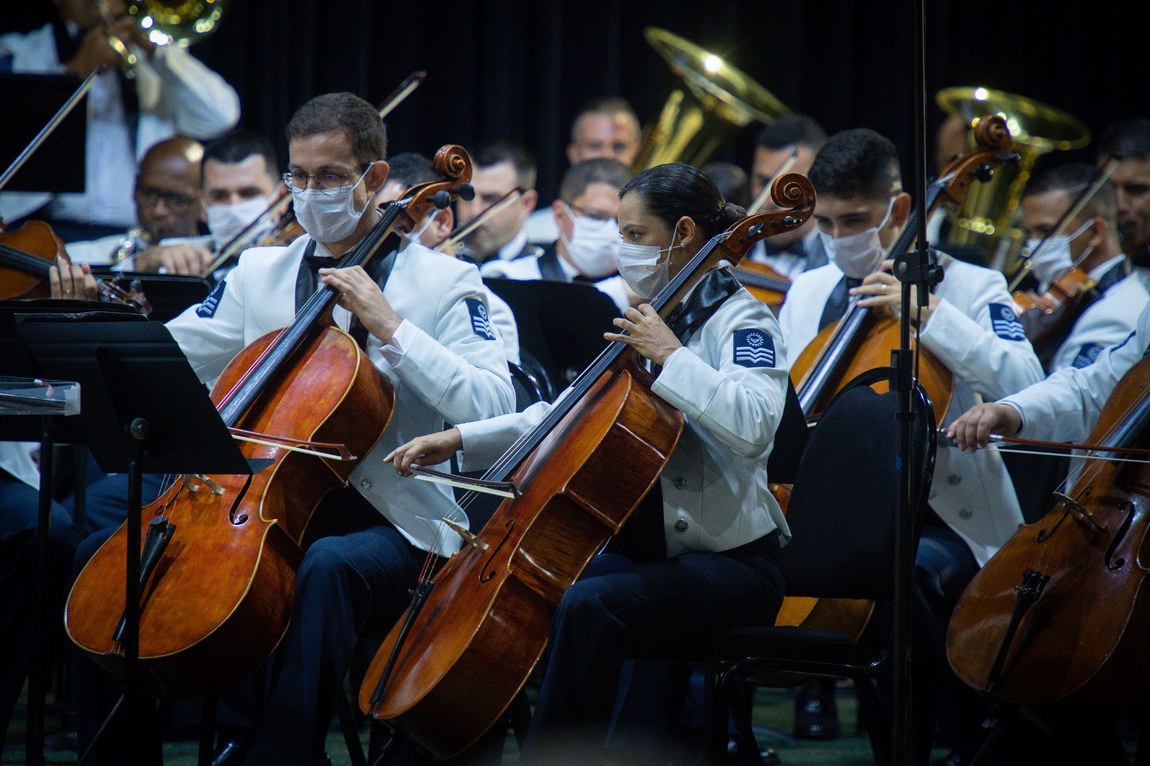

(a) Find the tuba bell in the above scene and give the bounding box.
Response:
[633,27,789,171]
[127,0,228,46]
[935,86,1090,276]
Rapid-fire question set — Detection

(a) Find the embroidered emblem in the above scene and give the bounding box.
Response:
[196,279,226,318]
[988,303,1026,341]
[733,328,775,368]
[465,297,497,341]
[1071,342,1105,369]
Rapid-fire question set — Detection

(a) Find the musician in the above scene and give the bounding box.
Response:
[0,0,240,240]
[743,114,828,279]
[72,92,515,765]
[454,141,541,268]
[1018,162,1149,373]
[777,128,1045,764]
[482,158,634,313]
[374,151,521,365]
[388,162,790,763]
[1097,117,1150,270]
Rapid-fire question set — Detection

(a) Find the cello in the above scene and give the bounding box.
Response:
[946,356,1150,728]
[357,173,816,760]
[64,146,474,697]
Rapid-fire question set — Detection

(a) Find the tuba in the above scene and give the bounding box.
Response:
[935,87,1090,276]
[126,0,228,46]
[633,27,789,171]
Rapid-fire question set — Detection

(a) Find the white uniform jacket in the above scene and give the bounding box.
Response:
[456,285,792,557]
[480,246,632,314]
[0,23,240,226]
[779,254,1045,565]
[0,442,40,490]
[165,236,515,554]
[1005,302,1150,444]
[1045,259,1148,373]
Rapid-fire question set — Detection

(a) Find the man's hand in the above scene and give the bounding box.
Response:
[133,244,212,275]
[603,304,683,366]
[320,266,403,342]
[49,258,100,301]
[385,429,463,476]
[945,403,1022,452]
[853,259,939,327]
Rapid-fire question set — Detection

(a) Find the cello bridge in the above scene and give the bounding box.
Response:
[1054,491,1106,532]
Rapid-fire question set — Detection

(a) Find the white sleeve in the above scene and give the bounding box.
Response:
[143,46,240,139]
[164,268,247,384]
[456,401,552,472]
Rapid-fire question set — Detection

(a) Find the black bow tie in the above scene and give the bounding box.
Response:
[303,253,338,272]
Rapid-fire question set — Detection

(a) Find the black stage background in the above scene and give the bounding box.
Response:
[3,1,1146,204]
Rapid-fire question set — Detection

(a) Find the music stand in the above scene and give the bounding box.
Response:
[483,277,621,390]
[13,312,255,766]
[87,270,214,324]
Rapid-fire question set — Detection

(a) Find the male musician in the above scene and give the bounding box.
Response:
[72,92,514,765]
[1097,117,1150,271]
[743,114,828,279]
[778,128,1044,765]
[0,0,240,240]
[454,141,540,268]
[483,158,633,313]
[1018,162,1148,373]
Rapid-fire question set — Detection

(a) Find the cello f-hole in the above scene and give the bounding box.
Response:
[1105,501,1136,571]
[480,520,515,583]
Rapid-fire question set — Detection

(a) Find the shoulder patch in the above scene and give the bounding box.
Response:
[988,302,1026,341]
[1071,342,1105,369]
[195,279,226,318]
[733,328,776,368]
[465,297,497,341]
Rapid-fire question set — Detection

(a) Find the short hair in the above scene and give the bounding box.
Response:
[285,92,386,166]
[1097,117,1150,161]
[202,129,278,182]
[1024,161,1118,228]
[808,128,902,200]
[570,96,640,142]
[619,162,744,240]
[474,141,537,189]
[558,158,633,204]
[755,114,827,153]
[385,152,440,188]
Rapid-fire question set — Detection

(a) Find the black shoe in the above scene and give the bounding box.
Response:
[793,682,841,740]
[211,737,251,766]
[727,739,781,765]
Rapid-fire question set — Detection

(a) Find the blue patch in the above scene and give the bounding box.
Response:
[1071,342,1105,369]
[195,279,226,318]
[465,298,497,341]
[733,328,775,368]
[988,302,1026,341]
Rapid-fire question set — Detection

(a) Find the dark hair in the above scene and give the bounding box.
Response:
[385,152,440,188]
[700,161,750,208]
[558,158,633,204]
[808,128,902,200]
[1024,161,1118,227]
[570,96,640,141]
[474,141,537,190]
[1097,117,1150,161]
[285,92,386,166]
[619,162,744,239]
[202,129,278,182]
[755,114,827,152]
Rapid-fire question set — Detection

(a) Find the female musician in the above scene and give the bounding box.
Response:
[777,128,1044,764]
[388,162,791,762]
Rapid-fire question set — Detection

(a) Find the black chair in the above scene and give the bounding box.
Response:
[663,368,936,765]
[509,348,557,408]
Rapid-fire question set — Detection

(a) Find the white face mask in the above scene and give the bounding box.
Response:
[821,198,896,280]
[292,167,371,243]
[403,209,439,246]
[205,195,273,245]
[616,230,680,298]
[559,204,620,278]
[1024,218,1094,287]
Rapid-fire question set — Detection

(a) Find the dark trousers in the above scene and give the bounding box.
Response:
[520,535,785,765]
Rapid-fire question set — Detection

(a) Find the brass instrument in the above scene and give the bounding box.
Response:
[633,27,789,171]
[936,87,1090,276]
[100,0,228,74]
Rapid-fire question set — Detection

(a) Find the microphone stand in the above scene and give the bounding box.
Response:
[890,0,942,763]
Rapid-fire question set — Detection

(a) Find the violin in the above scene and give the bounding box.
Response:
[1012,266,1097,364]
[946,355,1150,728]
[64,146,474,697]
[357,174,816,759]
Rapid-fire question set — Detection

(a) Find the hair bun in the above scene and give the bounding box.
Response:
[713,202,746,229]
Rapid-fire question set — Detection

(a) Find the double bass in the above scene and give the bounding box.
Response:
[64,146,474,697]
[357,174,817,759]
[947,356,1150,728]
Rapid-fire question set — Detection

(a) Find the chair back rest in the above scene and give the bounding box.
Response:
[766,378,808,484]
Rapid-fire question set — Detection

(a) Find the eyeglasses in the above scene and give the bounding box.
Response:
[282,166,369,195]
[135,185,197,209]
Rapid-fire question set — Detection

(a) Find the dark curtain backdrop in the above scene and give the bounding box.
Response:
[5,1,1147,203]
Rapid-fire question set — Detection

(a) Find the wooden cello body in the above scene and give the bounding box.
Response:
[358,175,817,759]
[947,356,1150,726]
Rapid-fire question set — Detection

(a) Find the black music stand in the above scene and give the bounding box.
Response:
[483,277,621,390]
[13,311,255,766]
[87,270,214,324]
